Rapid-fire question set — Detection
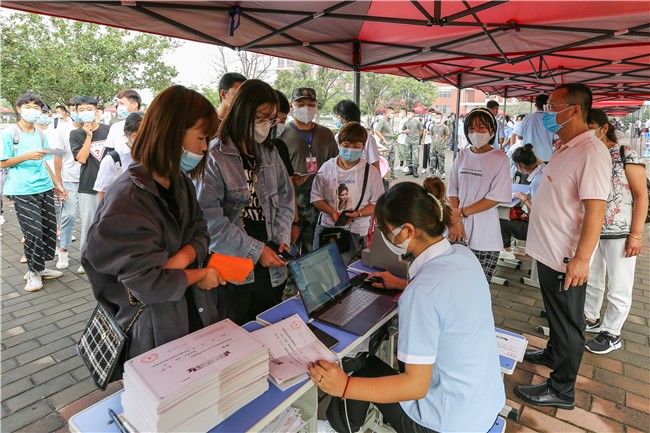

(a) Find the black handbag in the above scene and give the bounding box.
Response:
[319,163,370,253]
[77,289,145,390]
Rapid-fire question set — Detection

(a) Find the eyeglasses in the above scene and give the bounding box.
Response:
[543,103,575,112]
[255,117,278,127]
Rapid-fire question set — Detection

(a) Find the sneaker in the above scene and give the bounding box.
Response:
[56,251,69,269]
[24,268,63,280]
[420,168,427,174]
[585,331,622,354]
[77,265,85,274]
[24,272,43,292]
[318,420,355,433]
[71,235,77,242]
[400,166,410,173]
[20,255,27,263]
[585,317,601,333]
[0,214,5,225]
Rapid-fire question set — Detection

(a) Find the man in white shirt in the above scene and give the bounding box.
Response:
[518,94,555,162]
[105,89,142,154]
[515,83,611,410]
[486,100,505,150]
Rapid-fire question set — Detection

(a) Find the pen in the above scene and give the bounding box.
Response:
[108,409,129,433]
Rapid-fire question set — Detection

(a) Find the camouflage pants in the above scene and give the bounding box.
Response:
[429,145,446,176]
[404,139,420,170]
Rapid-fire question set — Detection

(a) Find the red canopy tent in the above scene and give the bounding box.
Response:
[3,1,649,102]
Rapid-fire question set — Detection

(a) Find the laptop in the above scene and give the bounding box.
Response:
[288,243,398,336]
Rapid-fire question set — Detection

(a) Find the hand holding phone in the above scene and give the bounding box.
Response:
[334,210,353,226]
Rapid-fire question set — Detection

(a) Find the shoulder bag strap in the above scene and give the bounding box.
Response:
[353,163,370,212]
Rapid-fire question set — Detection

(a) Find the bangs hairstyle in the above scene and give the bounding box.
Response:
[16,92,45,108]
[117,89,142,109]
[375,179,450,239]
[219,79,278,156]
[587,108,617,144]
[464,107,497,143]
[338,121,367,145]
[132,85,218,178]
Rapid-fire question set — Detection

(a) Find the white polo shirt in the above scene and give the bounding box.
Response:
[397,238,505,432]
[526,130,611,272]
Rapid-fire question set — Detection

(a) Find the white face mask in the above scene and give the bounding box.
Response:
[468,132,492,148]
[381,225,410,256]
[292,106,316,124]
[254,121,272,144]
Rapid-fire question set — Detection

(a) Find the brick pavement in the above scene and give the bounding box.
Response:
[1,150,649,433]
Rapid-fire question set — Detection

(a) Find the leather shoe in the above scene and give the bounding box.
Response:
[515,383,574,409]
[524,348,554,369]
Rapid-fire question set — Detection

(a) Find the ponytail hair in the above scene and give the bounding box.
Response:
[375,177,450,238]
[512,143,537,167]
[587,108,618,144]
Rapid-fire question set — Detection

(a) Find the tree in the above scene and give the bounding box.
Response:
[385,76,438,110]
[212,47,274,81]
[360,73,394,124]
[1,13,178,108]
[274,63,352,119]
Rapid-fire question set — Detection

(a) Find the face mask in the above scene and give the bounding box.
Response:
[117,105,129,120]
[180,148,203,172]
[292,106,316,124]
[542,107,573,134]
[254,121,272,144]
[468,132,492,148]
[338,146,363,162]
[78,110,96,124]
[434,118,442,125]
[19,107,41,124]
[274,123,286,138]
[334,118,343,129]
[70,112,80,123]
[381,225,410,256]
[36,114,52,126]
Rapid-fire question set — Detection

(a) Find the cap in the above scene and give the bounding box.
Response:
[291,87,317,101]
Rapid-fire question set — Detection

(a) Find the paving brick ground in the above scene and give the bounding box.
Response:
[1,146,648,433]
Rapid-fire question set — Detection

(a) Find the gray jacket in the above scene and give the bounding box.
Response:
[82,163,218,359]
[195,138,295,287]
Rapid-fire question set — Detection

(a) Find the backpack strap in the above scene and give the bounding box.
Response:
[12,125,20,155]
[108,150,121,168]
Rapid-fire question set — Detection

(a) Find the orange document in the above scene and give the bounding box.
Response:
[207,253,254,284]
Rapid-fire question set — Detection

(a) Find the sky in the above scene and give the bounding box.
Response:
[164,40,222,88]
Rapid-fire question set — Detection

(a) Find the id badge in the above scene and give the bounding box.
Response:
[306,156,318,175]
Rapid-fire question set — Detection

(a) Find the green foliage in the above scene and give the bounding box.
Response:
[191,85,220,108]
[274,64,352,116]
[385,76,438,110]
[360,73,394,123]
[1,13,178,108]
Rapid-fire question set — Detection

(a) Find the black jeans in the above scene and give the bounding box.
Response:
[499,219,528,248]
[537,261,586,399]
[13,190,57,273]
[326,355,438,433]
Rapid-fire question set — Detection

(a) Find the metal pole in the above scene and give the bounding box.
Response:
[529,100,533,113]
[353,39,361,106]
[453,74,462,159]
[503,87,508,115]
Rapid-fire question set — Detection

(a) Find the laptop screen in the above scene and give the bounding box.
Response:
[288,243,351,314]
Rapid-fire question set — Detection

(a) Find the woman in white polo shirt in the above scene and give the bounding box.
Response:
[448,107,512,282]
[309,181,505,433]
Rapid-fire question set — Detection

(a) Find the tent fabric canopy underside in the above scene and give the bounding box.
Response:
[4,1,649,100]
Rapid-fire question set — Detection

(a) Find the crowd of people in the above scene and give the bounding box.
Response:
[0,76,647,433]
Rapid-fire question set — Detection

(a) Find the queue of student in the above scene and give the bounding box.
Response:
[0,79,647,433]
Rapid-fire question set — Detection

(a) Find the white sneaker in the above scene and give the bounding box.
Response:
[71,235,77,242]
[24,272,43,292]
[420,168,427,174]
[77,265,85,274]
[56,251,69,269]
[20,255,27,263]
[317,420,339,433]
[24,268,63,280]
[0,215,5,225]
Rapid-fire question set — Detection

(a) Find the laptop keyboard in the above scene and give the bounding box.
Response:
[319,289,381,325]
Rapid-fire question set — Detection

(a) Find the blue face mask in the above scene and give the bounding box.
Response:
[70,112,80,123]
[19,107,41,124]
[542,106,573,134]
[334,118,343,129]
[117,105,129,120]
[339,146,363,162]
[36,114,52,126]
[180,148,203,172]
[78,110,96,124]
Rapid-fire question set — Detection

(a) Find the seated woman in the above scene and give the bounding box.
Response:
[500,143,546,249]
[195,79,295,325]
[82,85,225,360]
[310,180,505,433]
[311,121,384,265]
[448,107,512,282]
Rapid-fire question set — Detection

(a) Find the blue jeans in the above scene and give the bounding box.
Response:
[59,182,79,250]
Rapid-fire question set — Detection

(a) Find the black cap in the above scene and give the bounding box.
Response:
[291,87,317,101]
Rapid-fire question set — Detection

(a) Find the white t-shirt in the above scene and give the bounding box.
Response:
[106,120,129,154]
[93,147,133,193]
[334,132,380,165]
[448,147,512,251]
[54,120,80,183]
[310,157,384,236]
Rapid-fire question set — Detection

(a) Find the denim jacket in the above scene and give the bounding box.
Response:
[195,137,295,286]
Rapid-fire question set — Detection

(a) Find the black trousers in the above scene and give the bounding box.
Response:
[216,265,286,325]
[422,143,430,170]
[537,261,586,399]
[13,190,57,273]
[499,219,528,248]
[326,355,438,433]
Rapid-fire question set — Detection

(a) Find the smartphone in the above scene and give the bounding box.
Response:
[335,211,352,227]
[272,243,299,262]
[307,323,339,349]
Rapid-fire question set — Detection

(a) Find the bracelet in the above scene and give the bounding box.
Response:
[342,376,351,399]
[461,208,468,218]
[628,233,642,240]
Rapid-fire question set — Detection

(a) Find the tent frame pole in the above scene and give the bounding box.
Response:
[453,74,462,159]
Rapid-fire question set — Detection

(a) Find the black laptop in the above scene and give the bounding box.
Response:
[288,243,398,336]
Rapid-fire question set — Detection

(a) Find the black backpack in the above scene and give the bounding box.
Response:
[619,145,650,224]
